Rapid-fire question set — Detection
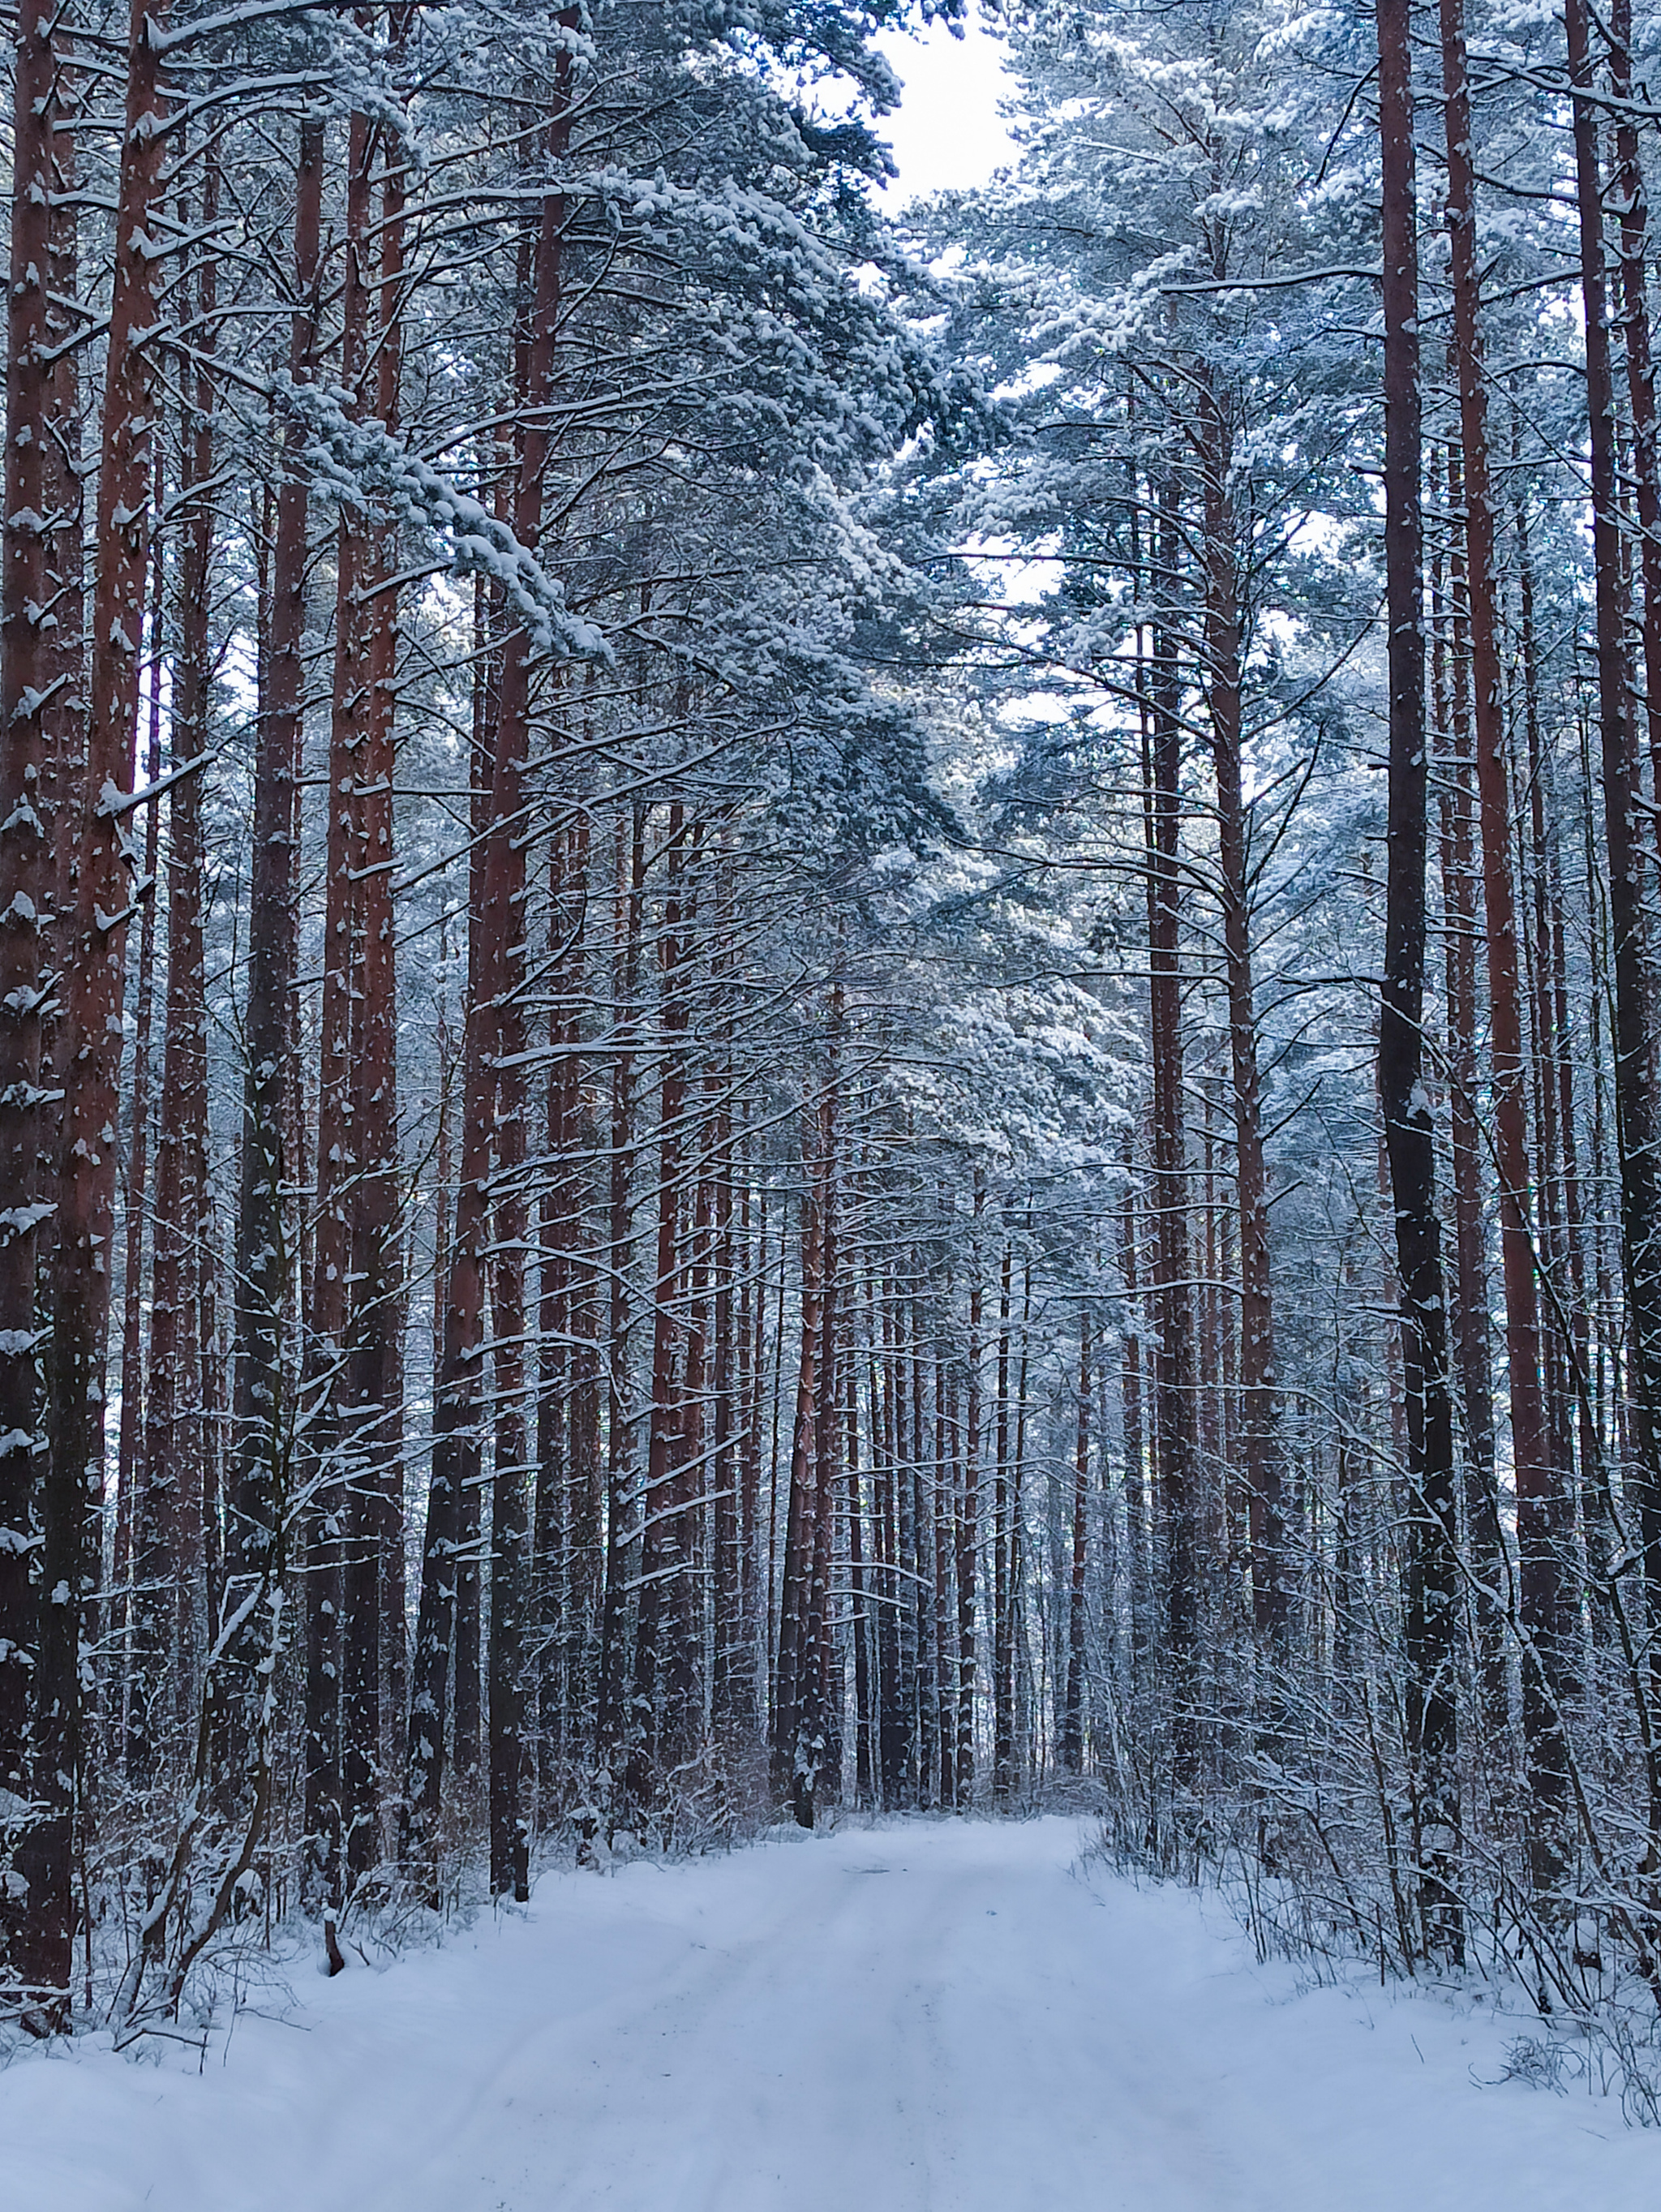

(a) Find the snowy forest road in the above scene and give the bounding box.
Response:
[4,1815,1657,2212]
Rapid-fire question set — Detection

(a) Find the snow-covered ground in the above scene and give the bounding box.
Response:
[3,1815,1658,2211]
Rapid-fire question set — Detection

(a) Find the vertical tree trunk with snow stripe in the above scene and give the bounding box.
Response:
[134,161,217,1767]
[114,547,163,1759]
[1430,462,1507,1740]
[0,0,66,2005]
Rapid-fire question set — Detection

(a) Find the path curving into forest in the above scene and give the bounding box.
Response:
[3,1815,1656,2212]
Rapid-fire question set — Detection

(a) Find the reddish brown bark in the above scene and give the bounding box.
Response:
[0,0,67,1998]
[1198,387,1286,1698]
[1608,0,1661,818]
[32,0,170,2026]
[407,27,584,1867]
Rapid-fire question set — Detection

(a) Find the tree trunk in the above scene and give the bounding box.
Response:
[955,1179,984,1804]
[136,173,217,1762]
[1440,0,1564,1883]
[1061,1312,1091,1774]
[1198,384,1287,1717]
[1146,556,1200,1778]
[228,116,321,1805]
[627,804,692,1819]
[345,113,408,1885]
[772,1110,825,1826]
[114,548,162,1767]
[303,101,378,1917]
[0,0,69,2005]
[1431,456,1506,1738]
[992,1245,1015,1800]
[30,0,170,2028]
[1375,0,1461,1957]
[594,805,646,1802]
[1567,0,1661,1888]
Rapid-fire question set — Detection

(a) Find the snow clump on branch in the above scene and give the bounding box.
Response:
[270,376,610,664]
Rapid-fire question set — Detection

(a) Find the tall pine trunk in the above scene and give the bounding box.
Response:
[1568,0,1661,1882]
[32,0,170,2026]
[1440,0,1564,1882]
[1198,385,1287,1719]
[227,116,321,1802]
[1375,0,1461,1956]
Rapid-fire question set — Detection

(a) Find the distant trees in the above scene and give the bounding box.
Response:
[912,0,1661,2044]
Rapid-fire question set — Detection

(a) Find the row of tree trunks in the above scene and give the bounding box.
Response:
[410,36,578,1894]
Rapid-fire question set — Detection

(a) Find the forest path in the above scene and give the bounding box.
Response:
[5,1814,1657,2212]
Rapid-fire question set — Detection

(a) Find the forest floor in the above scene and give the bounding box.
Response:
[2,1813,1658,2211]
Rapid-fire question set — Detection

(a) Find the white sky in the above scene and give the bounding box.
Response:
[873,6,1022,202]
